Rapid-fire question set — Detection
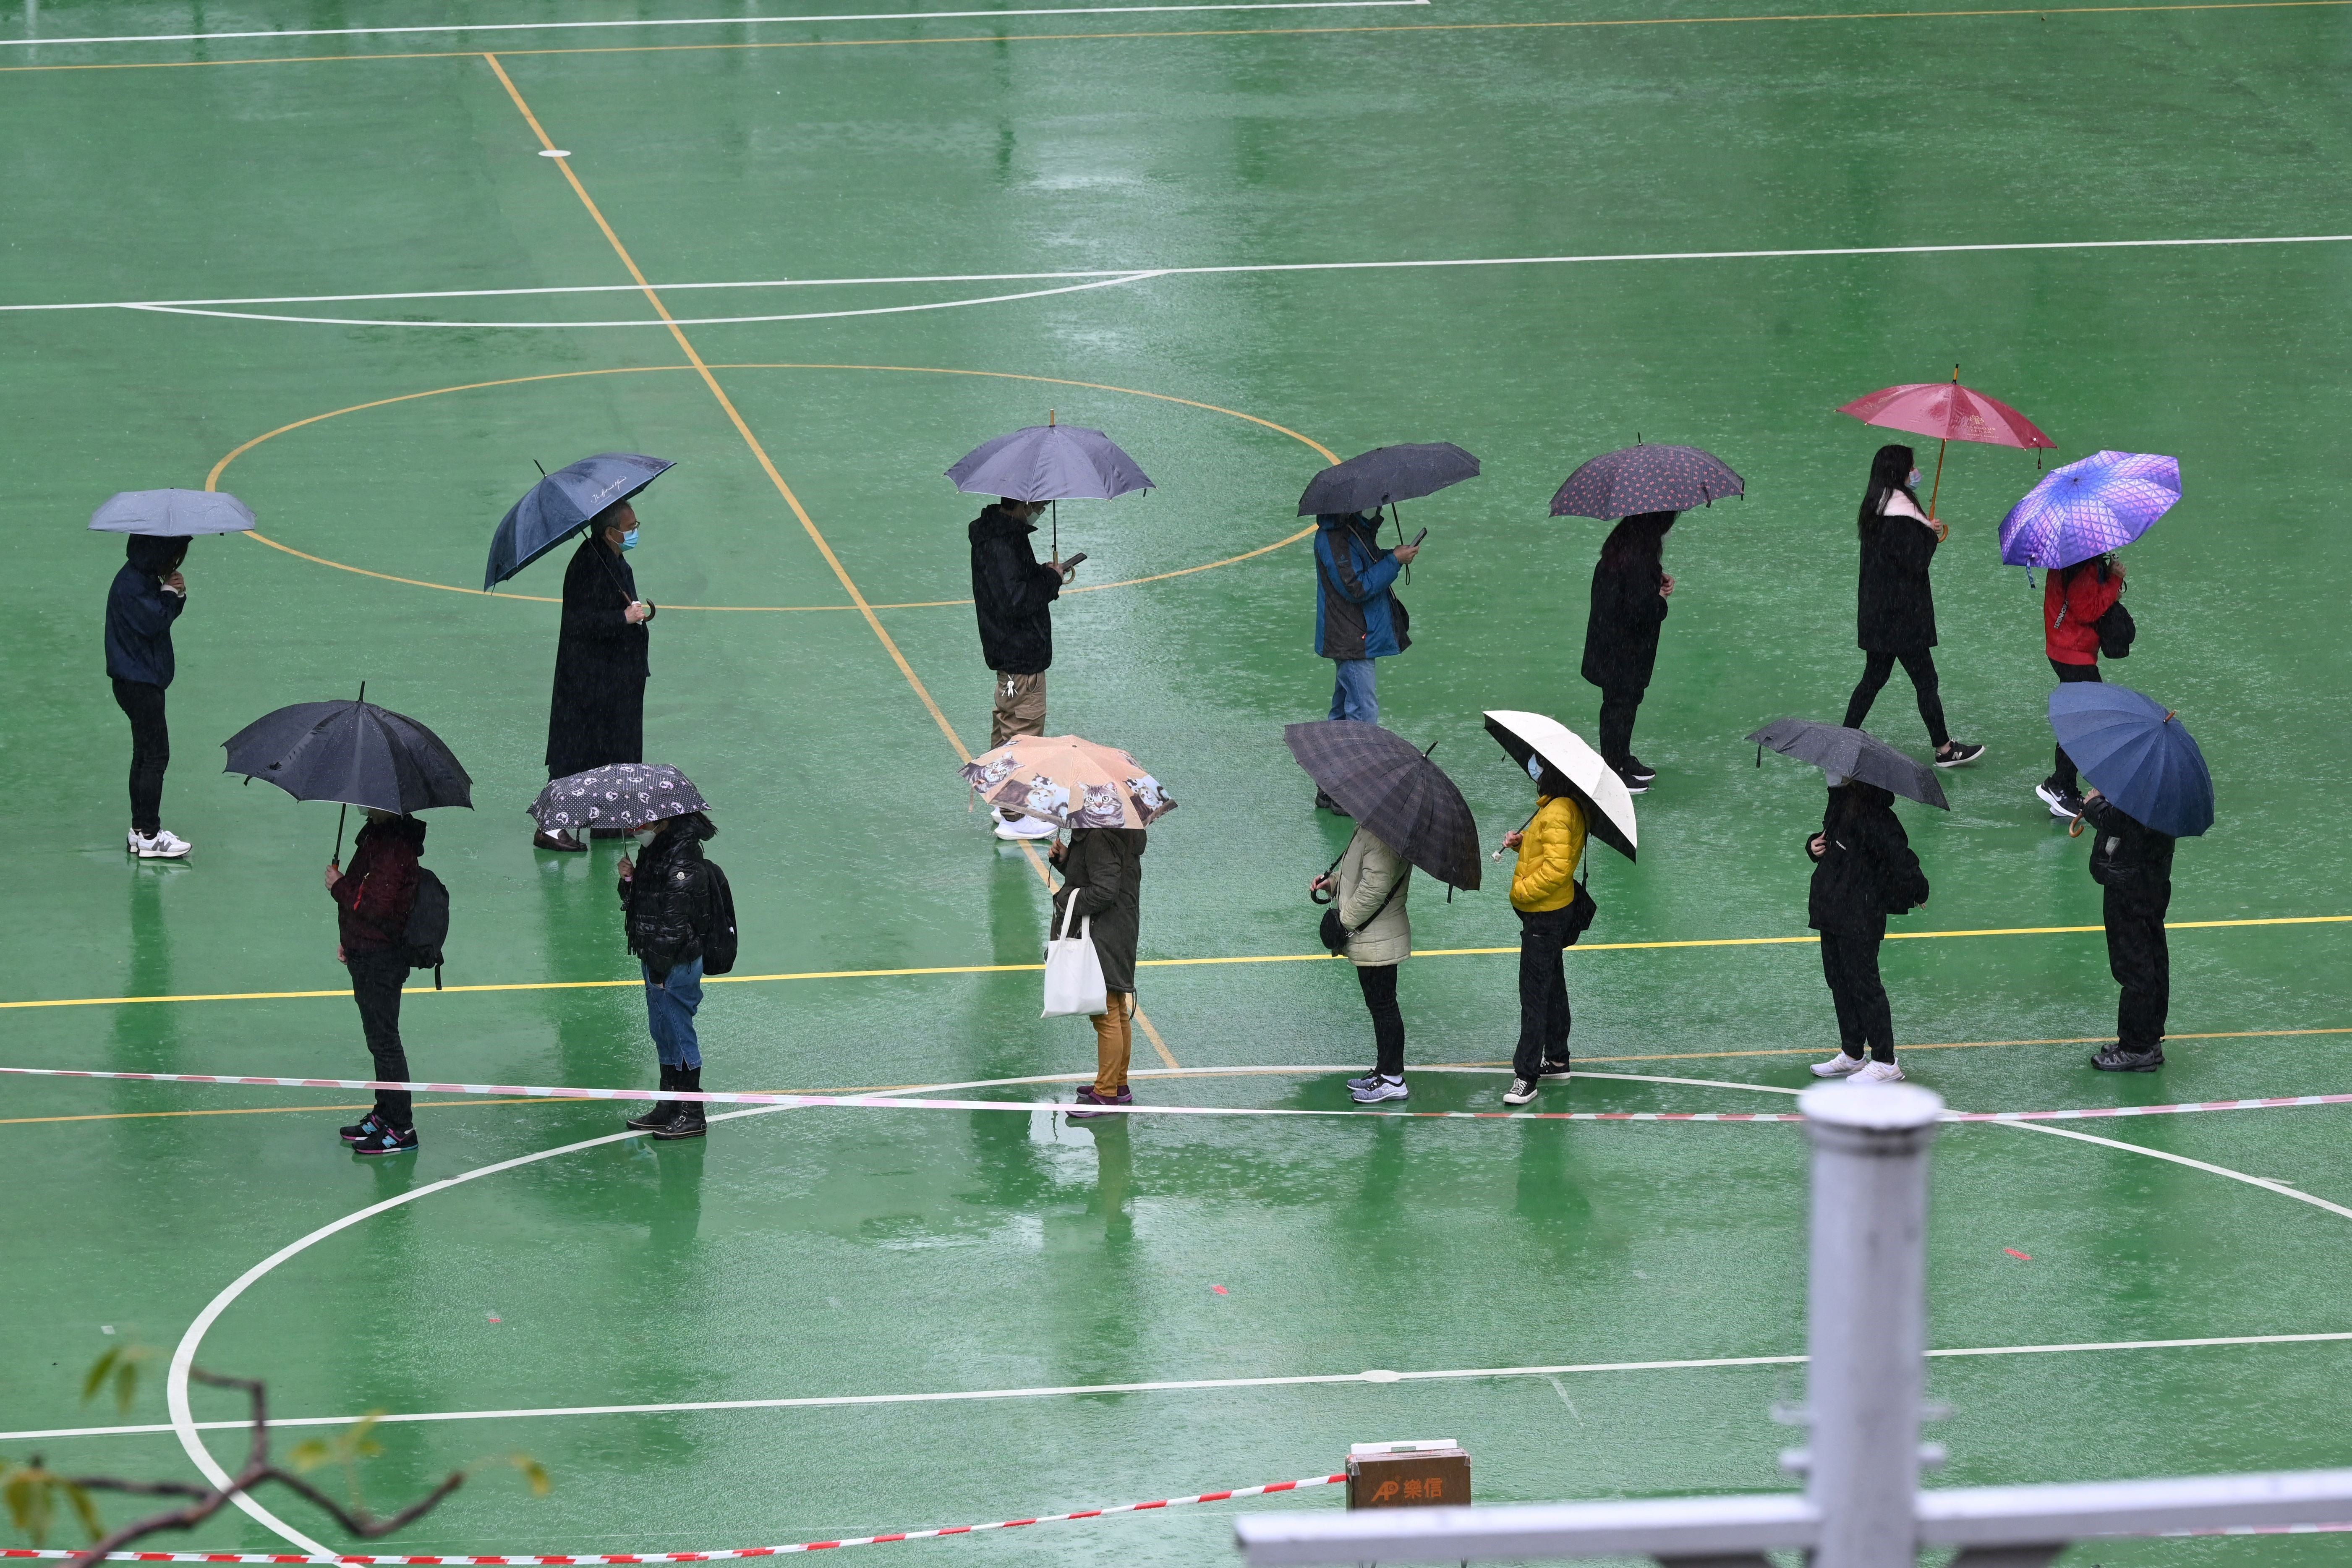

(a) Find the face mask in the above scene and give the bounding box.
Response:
[1905,470,1923,490]
[620,528,640,551]
[1526,755,1545,783]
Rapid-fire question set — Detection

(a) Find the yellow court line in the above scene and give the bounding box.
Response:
[7,0,2350,73]
[3,914,2342,1011]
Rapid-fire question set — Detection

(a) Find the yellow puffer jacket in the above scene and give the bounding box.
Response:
[1511,794,1587,913]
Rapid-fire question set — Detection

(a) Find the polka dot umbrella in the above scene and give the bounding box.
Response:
[1549,442,1745,520]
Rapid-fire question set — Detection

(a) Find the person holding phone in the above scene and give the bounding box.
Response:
[1579,511,1676,793]
[970,497,1075,840]
[1311,509,1419,810]
[106,533,194,858]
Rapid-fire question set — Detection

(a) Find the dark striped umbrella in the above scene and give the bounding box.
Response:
[1550,443,1744,520]
[1283,720,1482,891]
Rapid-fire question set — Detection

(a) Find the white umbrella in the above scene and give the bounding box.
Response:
[1481,710,1638,860]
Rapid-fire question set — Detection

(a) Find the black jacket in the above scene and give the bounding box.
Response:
[1580,551,1669,693]
[105,563,185,687]
[1856,499,1940,653]
[1806,784,1929,938]
[2082,795,2174,905]
[1051,827,1146,994]
[547,536,650,777]
[621,816,718,977]
[970,506,1061,674]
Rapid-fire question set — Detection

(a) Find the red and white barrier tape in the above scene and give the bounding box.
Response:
[5,1065,2351,1127]
[0,1474,1345,1564]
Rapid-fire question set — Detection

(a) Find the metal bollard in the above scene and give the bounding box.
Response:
[1798,1079,1945,1568]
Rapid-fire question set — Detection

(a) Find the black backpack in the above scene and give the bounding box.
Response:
[700,860,739,977]
[403,868,450,990]
[2093,598,2136,660]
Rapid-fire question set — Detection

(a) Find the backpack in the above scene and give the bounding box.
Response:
[700,860,739,977]
[2093,598,2136,660]
[403,867,450,990]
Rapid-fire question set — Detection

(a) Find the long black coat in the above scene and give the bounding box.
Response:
[1580,553,1669,693]
[1856,498,1941,653]
[1051,827,1145,994]
[546,536,650,778]
[1806,786,1929,938]
[970,506,1061,674]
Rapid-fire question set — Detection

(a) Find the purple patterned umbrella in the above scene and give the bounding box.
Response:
[528,763,709,833]
[1999,450,2180,570]
[1550,443,1743,520]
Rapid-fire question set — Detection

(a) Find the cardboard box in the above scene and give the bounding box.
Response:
[1346,1441,1471,1509]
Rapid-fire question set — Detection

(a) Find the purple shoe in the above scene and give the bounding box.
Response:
[1067,1087,1133,1121]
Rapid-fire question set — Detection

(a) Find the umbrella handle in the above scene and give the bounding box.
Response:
[330,800,348,869]
[2067,812,2088,838]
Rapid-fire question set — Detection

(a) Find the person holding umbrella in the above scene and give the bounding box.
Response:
[539,502,654,851]
[1840,445,1984,770]
[105,534,193,858]
[1316,820,1415,1102]
[969,498,1072,839]
[2035,555,2125,818]
[327,810,429,1155]
[1579,512,1675,792]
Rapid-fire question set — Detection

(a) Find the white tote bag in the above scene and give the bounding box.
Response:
[1041,896,1109,1018]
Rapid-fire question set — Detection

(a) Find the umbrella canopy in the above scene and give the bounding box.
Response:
[1746,718,1949,810]
[1549,444,1743,520]
[90,489,255,536]
[947,424,1152,502]
[1283,721,1482,891]
[1296,443,1479,517]
[1999,450,2181,570]
[485,453,674,591]
[222,699,473,814]
[1481,711,1637,860]
[1838,381,2054,449]
[528,763,709,834]
[2048,683,2213,838]
[960,734,1175,828]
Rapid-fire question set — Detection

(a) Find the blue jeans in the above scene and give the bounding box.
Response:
[642,956,704,1069]
[1328,659,1378,724]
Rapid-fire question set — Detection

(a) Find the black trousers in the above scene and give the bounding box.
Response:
[1355,962,1406,1078]
[1597,687,1644,766]
[2047,658,2104,790]
[347,949,414,1127]
[2105,886,2170,1051]
[111,678,169,835]
[1819,930,1894,1062]
[1843,649,1949,750]
[1513,904,1577,1079]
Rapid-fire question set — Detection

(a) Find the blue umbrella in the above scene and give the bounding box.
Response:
[90,489,255,536]
[484,453,674,591]
[2048,682,2213,838]
[947,422,1152,503]
[1999,450,2180,570]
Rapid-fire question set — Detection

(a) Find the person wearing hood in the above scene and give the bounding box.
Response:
[1579,511,1675,794]
[1312,510,1420,810]
[1051,825,1147,1118]
[2079,785,2175,1072]
[106,533,193,859]
[970,497,1074,841]
[539,500,654,852]
[1804,776,1930,1084]
[618,811,723,1139]
[1841,445,1985,770]
[328,811,429,1155]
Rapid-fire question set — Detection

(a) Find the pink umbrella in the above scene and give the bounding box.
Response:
[1838,367,2054,520]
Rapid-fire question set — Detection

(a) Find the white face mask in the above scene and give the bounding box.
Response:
[1526,755,1544,783]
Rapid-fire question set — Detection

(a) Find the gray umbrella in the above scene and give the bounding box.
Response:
[1746,718,1949,810]
[1283,721,1482,891]
[1550,444,1743,519]
[90,489,256,536]
[947,423,1152,502]
[1296,443,1480,517]
[529,763,709,834]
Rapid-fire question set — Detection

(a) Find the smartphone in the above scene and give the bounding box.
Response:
[1061,551,1088,569]
[1410,528,1428,547]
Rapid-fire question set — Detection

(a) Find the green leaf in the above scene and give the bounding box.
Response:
[287,1440,331,1473]
[80,1348,120,1406]
[113,1361,138,1416]
[62,1482,102,1544]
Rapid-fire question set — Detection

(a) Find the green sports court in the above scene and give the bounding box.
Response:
[3,0,2350,1561]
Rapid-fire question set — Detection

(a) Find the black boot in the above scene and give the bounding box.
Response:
[627,1066,681,1131]
[656,1066,707,1139]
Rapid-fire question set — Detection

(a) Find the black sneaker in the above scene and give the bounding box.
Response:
[353,1124,419,1156]
[1315,790,1351,817]
[1934,741,1986,769]
[1622,756,1657,783]
[339,1112,386,1145]
[2091,1043,2165,1072]
[1539,1058,1573,1079]
[2035,780,2085,820]
[1611,765,1650,796]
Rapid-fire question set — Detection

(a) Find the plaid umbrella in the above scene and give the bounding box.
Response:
[959,734,1175,828]
[1283,721,1482,891]
[529,763,708,833]
[1549,444,1743,520]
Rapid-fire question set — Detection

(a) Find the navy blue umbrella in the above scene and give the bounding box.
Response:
[484,453,674,591]
[2049,682,2213,838]
[1296,443,1479,517]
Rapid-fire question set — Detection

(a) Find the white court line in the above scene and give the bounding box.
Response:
[0,0,1426,49]
[21,1331,2352,1445]
[5,234,2348,323]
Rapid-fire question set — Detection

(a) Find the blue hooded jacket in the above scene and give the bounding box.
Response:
[1313,512,1406,661]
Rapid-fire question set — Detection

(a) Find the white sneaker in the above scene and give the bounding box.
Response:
[1854,1060,1907,1083]
[1502,1077,1539,1105]
[992,813,1056,841]
[129,829,192,860]
[1811,1051,1870,1078]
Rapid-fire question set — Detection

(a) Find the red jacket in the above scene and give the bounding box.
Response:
[332,817,425,953]
[2044,561,2124,666]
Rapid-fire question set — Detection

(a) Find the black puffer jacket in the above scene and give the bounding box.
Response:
[1051,827,1146,994]
[2082,795,2174,904]
[970,505,1062,674]
[1806,782,1929,938]
[620,815,718,977]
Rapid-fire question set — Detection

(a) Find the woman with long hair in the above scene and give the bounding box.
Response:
[1841,445,1984,768]
[1579,510,1676,793]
